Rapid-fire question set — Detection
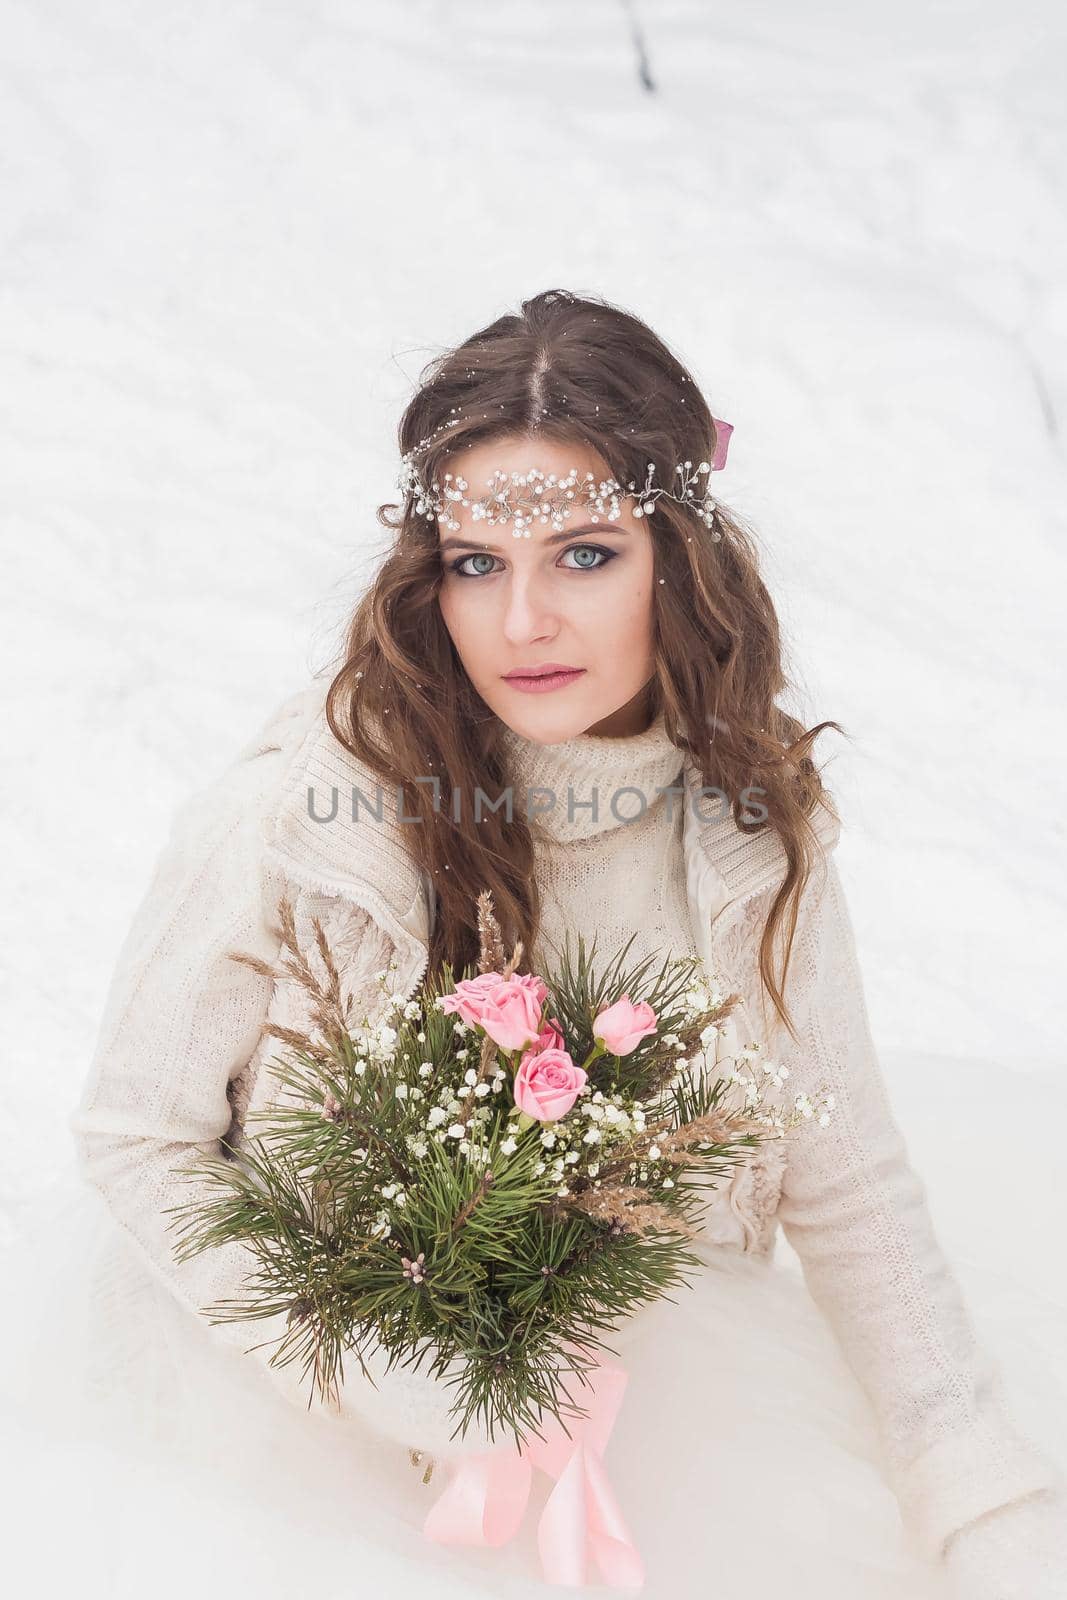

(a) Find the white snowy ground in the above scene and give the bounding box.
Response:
[1,1,1065,1595]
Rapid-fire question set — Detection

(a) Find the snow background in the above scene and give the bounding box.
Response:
[2,0,1065,1593]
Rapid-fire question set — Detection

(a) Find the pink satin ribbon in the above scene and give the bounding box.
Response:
[423,1355,645,1590]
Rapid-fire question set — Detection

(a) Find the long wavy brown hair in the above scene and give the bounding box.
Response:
[325,288,845,1044]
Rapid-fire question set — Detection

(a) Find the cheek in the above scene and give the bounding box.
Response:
[437,584,456,638]
[437,584,508,693]
[437,582,478,657]
[597,558,655,644]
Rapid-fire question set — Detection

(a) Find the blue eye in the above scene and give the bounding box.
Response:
[560,544,616,571]
[450,551,498,578]
[447,544,617,579]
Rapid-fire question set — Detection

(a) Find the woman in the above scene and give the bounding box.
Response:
[63,289,1064,1598]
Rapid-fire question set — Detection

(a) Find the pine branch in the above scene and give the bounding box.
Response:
[166,892,805,1443]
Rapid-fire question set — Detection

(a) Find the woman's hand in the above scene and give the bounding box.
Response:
[942,1486,1067,1600]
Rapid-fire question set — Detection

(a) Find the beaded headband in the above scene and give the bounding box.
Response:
[396,415,733,541]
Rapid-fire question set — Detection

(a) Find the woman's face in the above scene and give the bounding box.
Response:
[436,435,657,742]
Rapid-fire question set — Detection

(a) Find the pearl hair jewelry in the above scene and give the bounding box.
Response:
[396,414,733,541]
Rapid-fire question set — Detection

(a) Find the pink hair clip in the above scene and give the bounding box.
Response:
[709,416,733,472]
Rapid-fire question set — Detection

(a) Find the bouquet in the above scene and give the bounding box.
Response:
[165,890,833,1458]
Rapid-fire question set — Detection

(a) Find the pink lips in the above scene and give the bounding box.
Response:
[503,664,586,695]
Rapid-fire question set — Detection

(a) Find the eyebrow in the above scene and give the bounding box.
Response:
[438,523,631,554]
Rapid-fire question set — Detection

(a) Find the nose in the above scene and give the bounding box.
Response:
[500,567,559,647]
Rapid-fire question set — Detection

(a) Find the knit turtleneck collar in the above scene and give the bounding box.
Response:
[498,708,686,844]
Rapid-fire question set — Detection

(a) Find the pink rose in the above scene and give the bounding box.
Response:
[513,1048,588,1122]
[592,995,658,1056]
[526,1016,565,1056]
[437,972,544,1053]
[437,971,505,1028]
[511,972,550,1009]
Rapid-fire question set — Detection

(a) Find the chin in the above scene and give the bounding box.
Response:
[495,703,599,745]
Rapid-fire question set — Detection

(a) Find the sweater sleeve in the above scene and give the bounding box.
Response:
[67,687,341,1410]
[772,856,1065,1569]
[66,691,499,1450]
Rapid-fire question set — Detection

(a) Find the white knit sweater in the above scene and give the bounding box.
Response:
[68,682,1067,1598]
[498,707,694,975]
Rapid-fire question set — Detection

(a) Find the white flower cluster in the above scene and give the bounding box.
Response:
[669,965,837,1137]
[411,1022,505,1163]
[655,968,734,1089]
[721,1044,836,1137]
[680,971,728,1017]
[530,1086,649,1198]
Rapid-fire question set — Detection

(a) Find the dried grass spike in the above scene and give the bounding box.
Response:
[476,889,506,973]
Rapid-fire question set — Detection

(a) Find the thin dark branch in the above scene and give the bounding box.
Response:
[619,0,656,93]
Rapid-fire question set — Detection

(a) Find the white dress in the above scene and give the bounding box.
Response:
[8,1154,960,1600]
